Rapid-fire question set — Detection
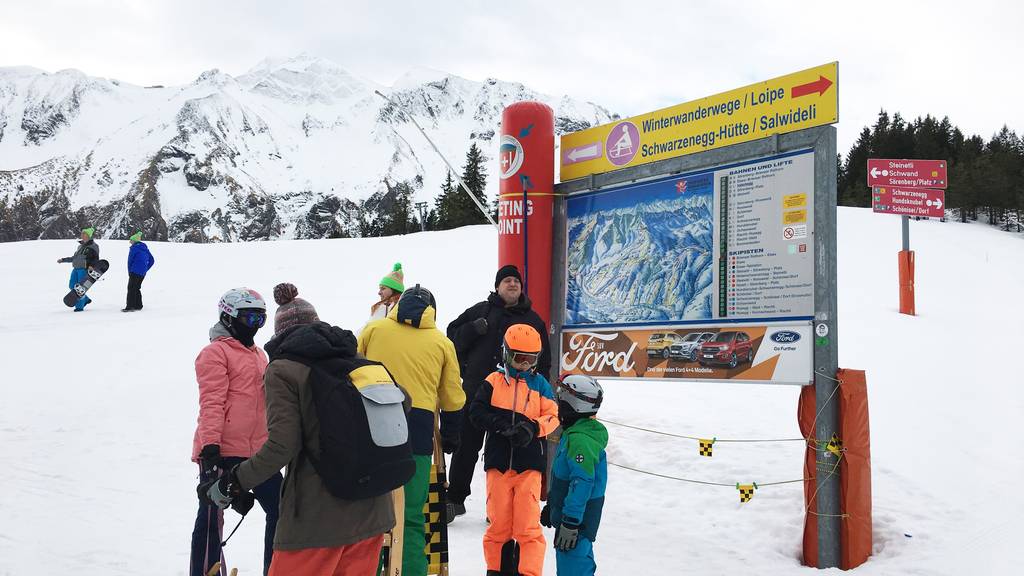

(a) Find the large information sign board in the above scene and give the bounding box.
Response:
[559,62,837,181]
[565,149,815,327]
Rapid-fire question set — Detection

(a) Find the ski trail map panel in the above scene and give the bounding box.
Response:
[562,149,816,384]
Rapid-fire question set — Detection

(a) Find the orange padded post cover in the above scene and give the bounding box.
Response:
[898,250,915,316]
[797,369,873,569]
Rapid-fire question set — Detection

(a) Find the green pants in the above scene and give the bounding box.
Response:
[402,454,432,576]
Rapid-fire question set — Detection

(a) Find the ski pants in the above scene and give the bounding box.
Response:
[402,454,432,576]
[556,535,595,576]
[68,268,90,310]
[484,469,546,576]
[126,272,145,309]
[267,535,383,576]
[190,456,283,576]
[448,401,486,505]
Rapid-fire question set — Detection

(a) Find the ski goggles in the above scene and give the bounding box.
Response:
[509,351,539,365]
[237,310,267,328]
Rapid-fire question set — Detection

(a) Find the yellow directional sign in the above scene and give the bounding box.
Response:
[559,62,838,181]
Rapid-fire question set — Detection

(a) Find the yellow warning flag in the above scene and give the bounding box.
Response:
[698,438,714,457]
[826,433,843,457]
[737,483,756,503]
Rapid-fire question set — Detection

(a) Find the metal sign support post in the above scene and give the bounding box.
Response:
[813,127,841,568]
[902,215,910,251]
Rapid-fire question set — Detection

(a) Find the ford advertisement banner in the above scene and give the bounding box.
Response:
[560,322,813,385]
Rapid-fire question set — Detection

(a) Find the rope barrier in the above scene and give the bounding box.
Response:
[597,417,805,443]
[608,460,810,489]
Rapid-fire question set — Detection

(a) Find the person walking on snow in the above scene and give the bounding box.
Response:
[200,283,400,576]
[541,375,608,576]
[446,264,551,523]
[370,262,404,320]
[123,231,155,312]
[469,324,559,576]
[190,288,282,576]
[57,227,100,312]
[358,284,465,576]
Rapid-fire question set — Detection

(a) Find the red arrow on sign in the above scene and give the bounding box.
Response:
[791,75,833,98]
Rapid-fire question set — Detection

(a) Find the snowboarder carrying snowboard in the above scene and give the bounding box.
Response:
[57,227,100,311]
[191,288,282,576]
[200,284,405,575]
[468,324,559,576]
[123,230,154,312]
[541,374,608,576]
[358,284,465,576]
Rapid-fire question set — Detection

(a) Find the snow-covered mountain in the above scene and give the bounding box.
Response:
[0,55,617,242]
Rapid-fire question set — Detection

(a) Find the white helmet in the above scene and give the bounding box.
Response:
[218,287,266,317]
[556,374,604,415]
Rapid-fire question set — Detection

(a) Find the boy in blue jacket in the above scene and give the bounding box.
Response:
[542,374,608,576]
[124,231,155,312]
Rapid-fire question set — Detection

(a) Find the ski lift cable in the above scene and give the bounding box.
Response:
[374,90,497,229]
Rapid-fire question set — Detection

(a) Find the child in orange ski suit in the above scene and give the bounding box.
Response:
[468,324,559,576]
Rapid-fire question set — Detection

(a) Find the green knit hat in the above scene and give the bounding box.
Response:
[82,227,95,238]
[129,231,143,242]
[380,263,405,293]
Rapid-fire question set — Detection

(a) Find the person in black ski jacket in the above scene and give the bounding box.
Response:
[445,264,551,522]
[57,227,100,312]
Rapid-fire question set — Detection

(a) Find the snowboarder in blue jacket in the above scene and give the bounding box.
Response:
[123,231,155,312]
[541,374,608,576]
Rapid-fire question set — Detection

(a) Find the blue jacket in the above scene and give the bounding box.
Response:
[549,418,608,542]
[127,242,155,276]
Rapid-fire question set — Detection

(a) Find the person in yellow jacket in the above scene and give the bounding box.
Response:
[357,284,465,576]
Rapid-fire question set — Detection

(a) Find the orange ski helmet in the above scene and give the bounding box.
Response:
[502,324,542,369]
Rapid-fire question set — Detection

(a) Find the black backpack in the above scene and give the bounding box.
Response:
[304,357,415,500]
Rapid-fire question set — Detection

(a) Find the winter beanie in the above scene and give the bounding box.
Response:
[494,264,523,289]
[273,283,320,335]
[129,231,142,242]
[380,262,405,293]
[82,227,95,239]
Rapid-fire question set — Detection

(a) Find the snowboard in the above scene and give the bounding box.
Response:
[63,259,109,307]
[378,487,405,576]
[424,415,450,576]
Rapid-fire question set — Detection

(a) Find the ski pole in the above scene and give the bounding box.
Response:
[220,512,248,547]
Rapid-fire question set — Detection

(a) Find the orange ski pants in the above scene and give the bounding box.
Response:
[267,535,383,576]
[484,469,546,576]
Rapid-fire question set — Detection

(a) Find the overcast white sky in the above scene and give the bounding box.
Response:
[2,0,1021,153]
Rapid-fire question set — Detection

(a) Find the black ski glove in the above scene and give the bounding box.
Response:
[199,444,223,476]
[554,521,580,551]
[198,466,242,510]
[471,317,488,336]
[540,504,552,528]
[231,490,255,515]
[501,420,538,448]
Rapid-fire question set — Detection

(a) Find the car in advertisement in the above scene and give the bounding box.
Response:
[698,331,754,369]
[669,331,716,361]
[647,332,684,358]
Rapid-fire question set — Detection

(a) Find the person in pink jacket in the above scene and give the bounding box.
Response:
[190,288,282,576]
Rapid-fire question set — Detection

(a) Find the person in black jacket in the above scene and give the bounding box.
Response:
[445,264,551,523]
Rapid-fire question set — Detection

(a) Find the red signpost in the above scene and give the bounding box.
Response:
[868,158,949,317]
[872,186,946,218]
[867,158,947,188]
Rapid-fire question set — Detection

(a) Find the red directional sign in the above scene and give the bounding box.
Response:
[867,158,947,189]
[872,186,946,218]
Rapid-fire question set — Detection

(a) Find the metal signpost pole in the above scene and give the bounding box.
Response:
[902,214,910,251]
[814,127,841,568]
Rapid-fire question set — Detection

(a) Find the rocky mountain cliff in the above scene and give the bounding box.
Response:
[0,56,617,242]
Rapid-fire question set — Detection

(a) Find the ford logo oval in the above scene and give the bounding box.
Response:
[770,331,801,343]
